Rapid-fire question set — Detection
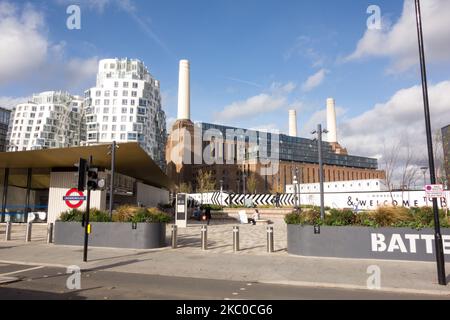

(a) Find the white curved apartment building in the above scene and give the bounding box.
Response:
[7,91,85,152]
[84,58,167,170]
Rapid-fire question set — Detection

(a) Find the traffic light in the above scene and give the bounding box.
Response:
[77,158,87,192]
[87,167,99,190]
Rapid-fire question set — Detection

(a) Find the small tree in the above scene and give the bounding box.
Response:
[179,182,192,194]
[247,173,257,194]
[196,169,215,204]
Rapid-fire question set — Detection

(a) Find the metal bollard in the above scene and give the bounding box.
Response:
[233,226,239,252]
[266,226,274,253]
[171,224,177,249]
[47,223,54,244]
[201,225,208,250]
[25,222,32,242]
[5,221,12,241]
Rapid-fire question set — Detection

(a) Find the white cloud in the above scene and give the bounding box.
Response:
[0,2,98,94]
[215,94,287,122]
[345,0,450,72]
[338,81,450,164]
[284,36,325,67]
[302,69,328,92]
[270,81,297,94]
[0,2,48,84]
[300,106,346,138]
[0,96,31,110]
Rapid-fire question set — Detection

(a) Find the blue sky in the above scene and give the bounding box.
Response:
[1,0,450,163]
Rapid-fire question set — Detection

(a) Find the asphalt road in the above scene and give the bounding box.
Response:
[0,263,448,300]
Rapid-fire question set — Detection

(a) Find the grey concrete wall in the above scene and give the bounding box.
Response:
[54,222,166,249]
[287,225,450,262]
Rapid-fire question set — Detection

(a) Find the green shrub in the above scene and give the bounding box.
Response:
[325,208,356,226]
[112,205,139,222]
[59,208,110,222]
[59,209,84,222]
[369,206,412,227]
[90,209,110,222]
[284,212,302,225]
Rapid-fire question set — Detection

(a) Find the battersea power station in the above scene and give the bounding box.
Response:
[166,60,384,194]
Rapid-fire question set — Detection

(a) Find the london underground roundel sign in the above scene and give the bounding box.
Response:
[63,188,86,209]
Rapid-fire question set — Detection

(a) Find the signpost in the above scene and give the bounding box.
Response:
[425,184,444,199]
[176,193,188,228]
[63,189,86,209]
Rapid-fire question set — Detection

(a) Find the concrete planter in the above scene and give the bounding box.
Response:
[54,222,166,249]
[287,224,450,262]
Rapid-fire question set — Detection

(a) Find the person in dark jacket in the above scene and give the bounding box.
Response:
[205,207,212,225]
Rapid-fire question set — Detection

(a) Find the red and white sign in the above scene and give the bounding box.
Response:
[425,184,444,199]
[63,188,86,209]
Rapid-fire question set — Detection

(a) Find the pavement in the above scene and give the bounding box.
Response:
[1,220,450,299]
[0,263,443,300]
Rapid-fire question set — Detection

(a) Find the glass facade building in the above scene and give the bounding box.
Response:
[198,122,378,169]
[0,108,11,152]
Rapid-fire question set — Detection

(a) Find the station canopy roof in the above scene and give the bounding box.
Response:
[0,143,173,190]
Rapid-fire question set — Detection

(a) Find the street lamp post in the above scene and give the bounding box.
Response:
[242,172,247,206]
[420,166,428,187]
[415,0,446,285]
[107,141,119,220]
[312,124,327,220]
[220,179,224,206]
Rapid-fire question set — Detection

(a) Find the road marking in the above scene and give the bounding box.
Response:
[0,266,45,277]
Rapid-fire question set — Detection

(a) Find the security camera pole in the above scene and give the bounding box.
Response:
[108,141,119,220]
[415,0,446,285]
[312,124,327,220]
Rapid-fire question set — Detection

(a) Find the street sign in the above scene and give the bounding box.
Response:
[63,188,86,209]
[176,193,187,228]
[425,184,444,198]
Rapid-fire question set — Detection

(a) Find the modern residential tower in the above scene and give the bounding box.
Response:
[84,58,167,170]
[0,107,11,152]
[7,91,85,152]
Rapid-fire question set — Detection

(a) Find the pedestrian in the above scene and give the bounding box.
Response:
[205,206,212,225]
[248,209,260,226]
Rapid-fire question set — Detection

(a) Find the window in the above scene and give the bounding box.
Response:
[111,133,116,139]
[103,108,109,113]
[112,125,117,131]
[131,91,137,97]
[96,91,101,97]
[120,133,126,140]
[123,82,129,88]
[122,99,128,105]
[102,124,108,131]
[121,115,127,122]
[114,82,119,88]
[95,99,101,105]
[103,116,108,122]
[120,125,126,131]
[101,133,107,139]
[105,90,110,97]
[104,99,110,106]
[121,107,127,114]
[130,100,135,106]
[112,116,117,122]
[132,82,138,88]
[113,90,118,97]
[123,91,128,97]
